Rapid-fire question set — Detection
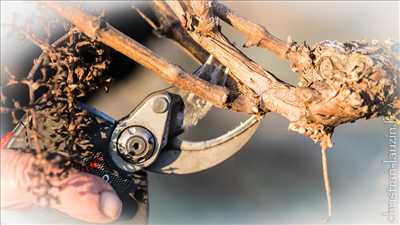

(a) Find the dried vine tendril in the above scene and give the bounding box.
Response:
[1,28,112,205]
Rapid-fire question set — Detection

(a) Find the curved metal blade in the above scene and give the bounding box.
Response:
[147,115,264,174]
[169,55,227,129]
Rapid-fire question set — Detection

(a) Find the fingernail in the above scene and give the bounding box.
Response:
[100,191,122,219]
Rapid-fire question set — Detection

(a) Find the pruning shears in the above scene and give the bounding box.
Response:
[4,55,264,224]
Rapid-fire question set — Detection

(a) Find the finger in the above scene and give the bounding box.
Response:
[51,171,122,223]
[1,149,36,209]
[1,149,122,223]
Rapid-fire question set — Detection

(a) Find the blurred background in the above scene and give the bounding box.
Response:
[1,1,399,224]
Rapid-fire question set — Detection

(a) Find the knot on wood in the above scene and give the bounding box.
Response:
[184,13,219,37]
[289,121,334,149]
[289,40,399,147]
[89,16,108,39]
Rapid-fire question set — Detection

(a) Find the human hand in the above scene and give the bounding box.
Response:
[0,149,122,223]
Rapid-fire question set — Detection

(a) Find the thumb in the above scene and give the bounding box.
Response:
[51,170,123,223]
[1,149,122,223]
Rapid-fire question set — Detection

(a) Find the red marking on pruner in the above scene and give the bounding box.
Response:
[89,161,98,169]
[1,131,14,149]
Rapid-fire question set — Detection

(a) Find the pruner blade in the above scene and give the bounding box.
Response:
[147,114,264,174]
[169,55,227,129]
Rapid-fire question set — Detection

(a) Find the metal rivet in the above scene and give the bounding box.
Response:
[152,97,169,113]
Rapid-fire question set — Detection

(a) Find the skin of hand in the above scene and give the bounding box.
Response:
[0,149,123,224]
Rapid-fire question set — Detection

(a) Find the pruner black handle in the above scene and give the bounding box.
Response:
[5,103,149,224]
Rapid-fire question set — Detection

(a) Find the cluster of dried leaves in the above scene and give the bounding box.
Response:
[1,27,112,204]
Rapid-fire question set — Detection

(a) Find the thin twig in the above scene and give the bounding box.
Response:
[321,147,332,220]
[27,31,73,79]
[212,1,289,59]
[20,29,54,52]
[132,3,209,64]
[131,5,158,31]
[149,1,211,64]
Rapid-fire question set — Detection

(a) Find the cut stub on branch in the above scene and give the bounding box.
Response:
[288,40,399,149]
